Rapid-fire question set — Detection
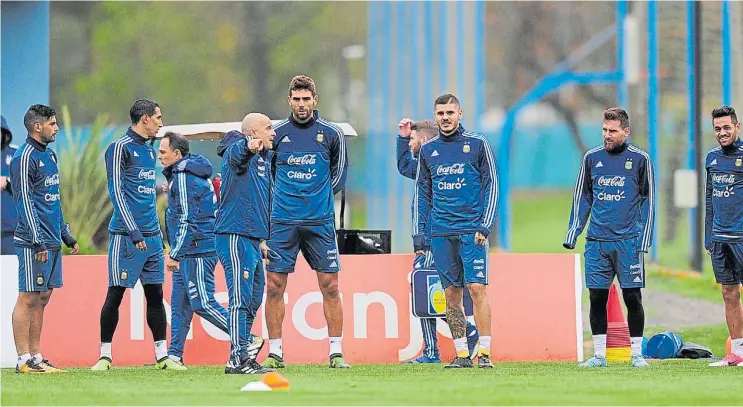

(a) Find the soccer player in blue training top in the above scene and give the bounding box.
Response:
[93,99,184,371]
[396,118,479,364]
[2,115,18,255]
[262,75,350,369]
[11,104,80,374]
[158,131,231,368]
[415,94,497,369]
[563,107,655,368]
[214,113,277,374]
[704,106,743,367]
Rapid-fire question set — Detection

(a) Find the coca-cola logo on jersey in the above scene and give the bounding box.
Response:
[712,174,736,184]
[597,176,625,187]
[437,163,465,176]
[138,169,156,180]
[44,173,60,187]
[287,154,317,166]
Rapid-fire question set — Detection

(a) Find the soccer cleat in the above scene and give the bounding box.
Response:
[156,356,187,370]
[630,355,649,368]
[261,353,286,369]
[578,354,607,368]
[329,353,351,368]
[247,336,265,361]
[444,357,473,368]
[708,353,743,366]
[39,359,68,373]
[466,322,480,360]
[91,357,112,371]
[16,360,48,374]
[406,354,441,364]
[232,357,275,375]
[478,354,494,368]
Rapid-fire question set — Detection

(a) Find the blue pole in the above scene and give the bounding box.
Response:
[722,0,732,105]
[438,1,448,92]
[474,0,485,130]
[616,0,628,108]
[456,1,466,125]
[411,2,421,119]
[366,1,377,228]
[648,0,659,262]
[394,1,406,248]
[424,1,434,116]
[687,0,697,267]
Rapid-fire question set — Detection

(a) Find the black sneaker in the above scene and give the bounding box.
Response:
[444,357,474,368]
[234,357,275,375]
[478,354,494,368]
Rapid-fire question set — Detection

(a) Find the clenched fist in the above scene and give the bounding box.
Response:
[398,118,413,138]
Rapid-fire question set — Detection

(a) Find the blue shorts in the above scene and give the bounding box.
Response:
[413,251,435,270]
[266,222,340,273]
[17,247,62,292]
[709,241,743,285]
[584,239,645,289]
[431,234,488,289]
[108,234,165,288]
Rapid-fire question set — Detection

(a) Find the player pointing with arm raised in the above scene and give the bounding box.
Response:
[564,107,655,368]
[415,94,497,369]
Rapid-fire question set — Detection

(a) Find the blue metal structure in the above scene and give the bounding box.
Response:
[1,1,51,134]
[495,1,628,250]
[687,0,698,264]
[722,0,732,106]
[647,0,659,262]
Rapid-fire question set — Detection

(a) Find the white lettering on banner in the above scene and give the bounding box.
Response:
[138,185,157,195]
[353,292,399,339]
[713,187,735,198]
[292,292,345,340]
[138,169,156,180]
[287,154,317,166]
[436,163,465,176]
[44,173,60,187]
[44,193,60,202]
[287,169,316,180]
[438,178,467,190]
[597,190,625,201]
[597,176,626,187]
[712,174,736,184]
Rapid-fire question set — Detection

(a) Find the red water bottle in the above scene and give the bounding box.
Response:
[212,173,221,203]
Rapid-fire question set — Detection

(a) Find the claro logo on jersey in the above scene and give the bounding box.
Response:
[287,154,317,166]
[138,169,156,180]
[436,163,465,176]
[596,176,626,202]
[44,173,60,187]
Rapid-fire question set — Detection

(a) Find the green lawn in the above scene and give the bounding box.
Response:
[3,360,742,406]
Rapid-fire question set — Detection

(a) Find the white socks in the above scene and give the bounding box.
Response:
[269,338,283,358]
[732,338,743,357]
[100,343,112,360]
[593,334,607,358]
[154,340,168,360]
[479,336,492,354]
[18,353,31,367]
[630,337,644,357]
[329,336,343,356]
[453,337,468,357]
[33,353,43,364]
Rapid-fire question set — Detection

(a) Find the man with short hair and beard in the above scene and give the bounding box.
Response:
[262,75,350,369]
[704,105,743,366]
[397,118,479,364]
[92,99,183,371]
[564,107,655,368]
[11,104,80,373]
[415,94,497,369]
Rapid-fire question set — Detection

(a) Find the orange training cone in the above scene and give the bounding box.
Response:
[605,284,631,362]
[726,336,732,355]
[262,371,290,390]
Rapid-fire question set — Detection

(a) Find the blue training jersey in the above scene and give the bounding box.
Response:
[414,125,498,239]
[164,154,217,260]
[396,135,431,249]
[10,137,76,252]
[563,143,655,251]
[1,144,18,234]
[214,131,274,240]
[105,128,161,242]
[270,111,347,225]
[704,139,743,248]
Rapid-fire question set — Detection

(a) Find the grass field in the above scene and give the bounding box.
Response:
[3,360,743,406]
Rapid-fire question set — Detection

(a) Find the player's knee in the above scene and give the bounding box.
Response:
[266,273,287,297]
[444,287,463,308]
[318,277,339,299]
[17,292,38,308]
[466,283,488,301]
[721,284,741,304]
[38,292,52,307]
[143,284,163,304]
[621,288,643,309]
[589,288,610,309]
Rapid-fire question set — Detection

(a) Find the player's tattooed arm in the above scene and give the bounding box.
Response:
[446,305,467,339]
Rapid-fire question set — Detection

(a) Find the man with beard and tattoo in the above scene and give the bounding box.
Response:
[415,94,497,369]
[563,107,655,368]
[704,106,743,367]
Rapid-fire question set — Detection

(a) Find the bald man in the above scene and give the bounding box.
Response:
[214,113,276,374]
